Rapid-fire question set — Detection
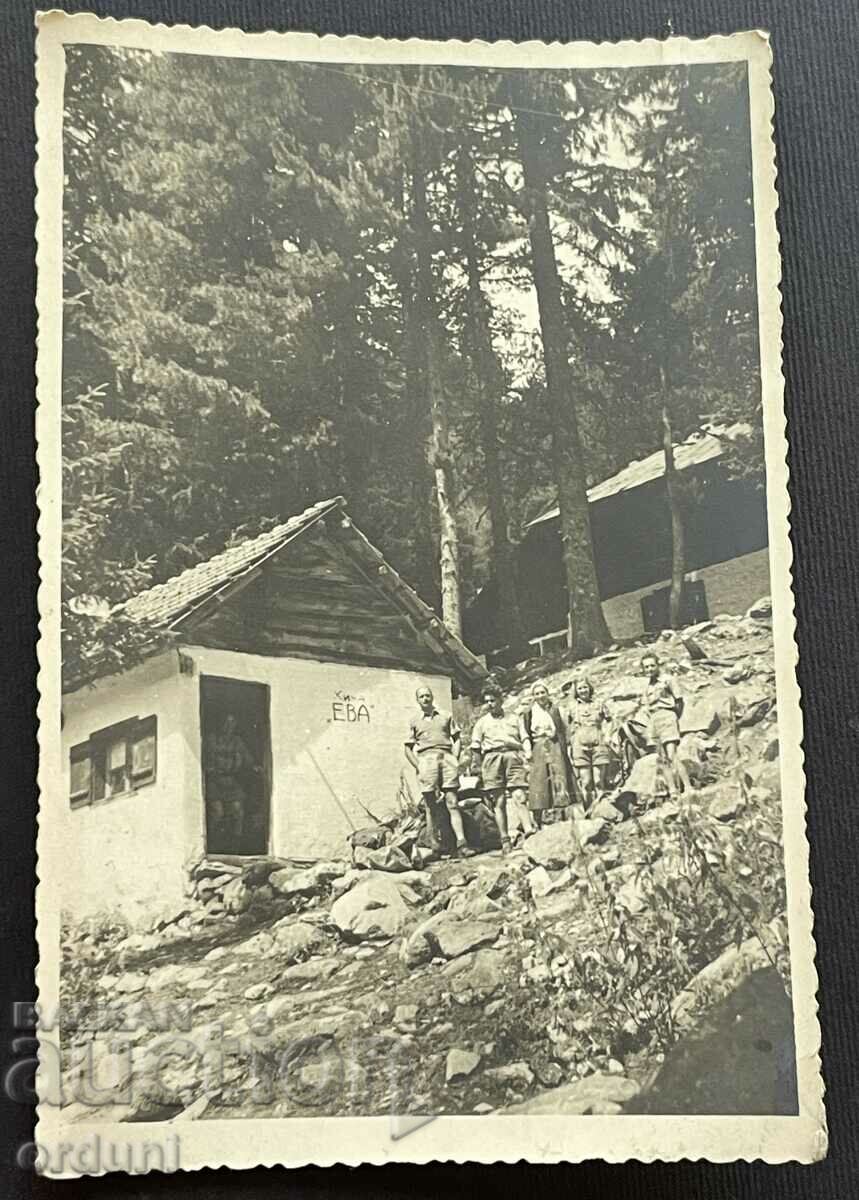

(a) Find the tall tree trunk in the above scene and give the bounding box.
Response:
[660,368,686,628]
[511,87,610,656]
[455,144,526,652]
[410,128,463,637]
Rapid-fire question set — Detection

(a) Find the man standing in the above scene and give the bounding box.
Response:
[405,685,475,859]
[470,686,530,854]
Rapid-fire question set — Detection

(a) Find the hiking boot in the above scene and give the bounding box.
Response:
[500,838,512,855]
[456,842,478,859]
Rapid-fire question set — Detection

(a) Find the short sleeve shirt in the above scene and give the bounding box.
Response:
[643,676,681,713]
[567,698,610,737]
[470,712,523,754]
[406,709,459,753]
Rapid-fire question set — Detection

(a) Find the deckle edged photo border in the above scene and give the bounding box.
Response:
[33,10,825,1175]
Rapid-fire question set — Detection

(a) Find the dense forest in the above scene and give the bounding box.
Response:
[61,49,762,685]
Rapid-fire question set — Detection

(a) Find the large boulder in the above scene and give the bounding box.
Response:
[504,1072,640,1114]
[443,948,506,1004]
[524,823,575,869]
[620,752,663,800]
[329,876,420,941]
[401,911,501,967]
[680,690,736,735]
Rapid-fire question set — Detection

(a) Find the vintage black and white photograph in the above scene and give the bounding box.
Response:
[34,13,824,1173]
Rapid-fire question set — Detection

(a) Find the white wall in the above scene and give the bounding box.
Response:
[60,652,199,928]
[185,647,451,861]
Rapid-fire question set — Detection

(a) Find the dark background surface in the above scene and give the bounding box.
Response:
[2,0,857,1196]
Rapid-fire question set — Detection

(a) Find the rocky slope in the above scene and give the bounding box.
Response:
[59,600,795,1123]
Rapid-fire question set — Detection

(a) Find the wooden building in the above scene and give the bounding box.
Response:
[61,497,487,927]
[465,426,771,659]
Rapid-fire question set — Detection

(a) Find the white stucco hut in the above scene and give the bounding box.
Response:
[60,497,487,927]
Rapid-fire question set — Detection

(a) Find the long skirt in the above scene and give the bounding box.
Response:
[528,736,572,812]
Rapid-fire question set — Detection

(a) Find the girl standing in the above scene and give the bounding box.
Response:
[566,677,611,811]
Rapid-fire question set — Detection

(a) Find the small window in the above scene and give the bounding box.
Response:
[69,716,158,807]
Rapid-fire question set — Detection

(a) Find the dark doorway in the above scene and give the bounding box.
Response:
[641,580,709,633]
[200,675,271,856]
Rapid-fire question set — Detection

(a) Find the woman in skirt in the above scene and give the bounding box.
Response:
[520,681,573,826]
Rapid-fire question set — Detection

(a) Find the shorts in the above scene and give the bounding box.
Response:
[416,748,460,793]
[649,708,680,746]
[571,735,610,769]
[481,749,528,792]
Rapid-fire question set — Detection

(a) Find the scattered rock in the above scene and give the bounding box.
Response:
[763,734,779,761]
[588,1100,623,1115]
[445,1048,481,1083]
[243,982,271,1001]
[680,692,734,736]
[737,697,773,727]
[532,1060,563,1087]
[473,1102,494,1114]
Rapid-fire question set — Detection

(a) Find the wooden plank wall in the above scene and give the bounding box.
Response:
[190,529,444,675]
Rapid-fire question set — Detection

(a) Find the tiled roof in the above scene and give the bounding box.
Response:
[525,423,752,529]
[114,496,488,690]
[122,497,344,627]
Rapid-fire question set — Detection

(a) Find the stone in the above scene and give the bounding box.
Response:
[763,734,780,762]
[504,1072,640,1114]
[221,877,251,915]
[446,888,502,920]
[723,660,752,685]
[615,878,647,915]
[443,949,506,1004]
[737,697,774,728]
[523,822,575,869]
[527,866,572,898]
[743,760,781,796]
[681,636,708,661]
[708,790,745,822]
[435,916,502,961]
[271,919,328,963]
[619,753,662,799]
[485,1062,535,1088]
[610,675,645,702]
[607,1058,625,1075]
[473,1102,494,1114]
[445,1048,481,1084]
[280,956,340,985]
[680,693,732,736]
[676,733,708,784]
[243,982,271,1001]
[588,1100,623,1115]
[363,845,412,873]
[589,796,624,824]
[235,930,275,957]
[746,595,772,620]
[571,817,609,848]
[394,1003,420,1028]
[269,862,344,899]
[670,917,788,1029]
[348,824,389,852]
[114,972,147,995]
[630,968,796,1115]
[329,876,420,941]
[533,1060,563,1087]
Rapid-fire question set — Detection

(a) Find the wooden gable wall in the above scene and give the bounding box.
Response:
[184,528,447,675]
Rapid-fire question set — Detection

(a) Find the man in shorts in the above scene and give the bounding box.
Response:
[639,652,690,797]
[405,684,475,859]
[469,686,529,854]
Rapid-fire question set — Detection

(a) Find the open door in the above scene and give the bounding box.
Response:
[200,675,271,856]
